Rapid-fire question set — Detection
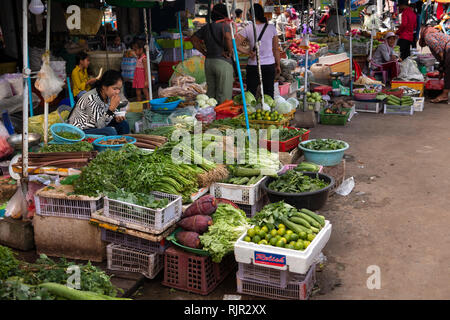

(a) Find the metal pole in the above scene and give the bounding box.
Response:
[249,0,264,106]
[178,12,184,61]
[43,0,51,145]
[103,8,110,69]
[22,0,29,191]
[278,0,285,43]
[348,0,353,94]
[225,0,251,140]
[303,3,309,112]
[143,8,153,101]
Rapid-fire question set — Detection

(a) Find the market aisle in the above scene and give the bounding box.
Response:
[312,102,450,299]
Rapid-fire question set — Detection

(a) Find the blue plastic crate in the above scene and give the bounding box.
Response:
[92,135,136,152]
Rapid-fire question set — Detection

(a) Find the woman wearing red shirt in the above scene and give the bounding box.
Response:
[396,0,417,60]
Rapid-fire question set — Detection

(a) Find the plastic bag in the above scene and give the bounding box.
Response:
[1,73,23,96]
[5,187,28,219]
[398,58,424,81]
[196,106,216,124]
[34,54,65,103]
[169,107,198,126]
[0,79,13,100]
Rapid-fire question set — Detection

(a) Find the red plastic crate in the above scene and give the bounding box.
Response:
[162,246,236,295]
[261,127,310,152]
[158,61,180,83]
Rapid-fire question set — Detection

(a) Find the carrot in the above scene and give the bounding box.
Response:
[176,231,201,248]
[177,215,213,234]
[215,100,234,110]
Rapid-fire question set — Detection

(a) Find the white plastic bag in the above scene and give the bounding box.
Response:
[398,58,424,81]
[34,54,65,103]
[5,187,28,219]
[0,78,13,100]
[169,106,198,125]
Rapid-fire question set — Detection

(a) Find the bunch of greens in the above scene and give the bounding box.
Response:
[0,279,55,300]
[268,171,329,193]
[302,139,346,151]
[250,201,297,229]
[106,190,169,209]
[199,204,250,263]
[143,126,177,138]
[56,131,82,140]
[165,96,181,103]
[272,128,308,142]
[39,141,94,153]
[0,245,19,280]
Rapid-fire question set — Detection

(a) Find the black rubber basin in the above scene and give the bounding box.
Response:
[261,171,335,211]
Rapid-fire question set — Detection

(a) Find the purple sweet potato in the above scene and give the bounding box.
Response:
[183,195,217,218]
[176,231,201,249]
[177,215,213,234]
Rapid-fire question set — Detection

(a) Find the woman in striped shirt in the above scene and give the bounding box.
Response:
[68,70,130,136]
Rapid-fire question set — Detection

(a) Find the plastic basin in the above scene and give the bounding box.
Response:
[92,135,136,152]
[50,123,85,143]
[298,139,349,166]
[261,172,335,211]
[150,97,182,111]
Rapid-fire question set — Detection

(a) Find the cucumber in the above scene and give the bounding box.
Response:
[292,212,322,229]
[300,208,325,227]
[280,217,313,234]
[289,216,312,229]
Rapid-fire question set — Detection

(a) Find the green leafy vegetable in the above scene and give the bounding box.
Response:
[268,171,329,193]
[39,141,94,153]
[56,131,82,140]
[106,190,169,209]
[302,139,346,151]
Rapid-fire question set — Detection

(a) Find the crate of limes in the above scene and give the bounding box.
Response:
[240,110,289,129]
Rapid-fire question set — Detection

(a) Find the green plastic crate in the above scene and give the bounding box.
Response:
[319,107,351,125]
[157,39,193,50]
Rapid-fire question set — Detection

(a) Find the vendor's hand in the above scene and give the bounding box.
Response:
[115,115,125,122]
[222,51,232,59]
[109,95,121,111]
[87,78,97,85]
[249,51,256,59]
[275,64,281,76]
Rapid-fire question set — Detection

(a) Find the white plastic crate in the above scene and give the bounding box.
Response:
[354,101,384,113]
[162,48,193,62]
[234,221,332,274]
[236,263,316,300]
[106,244,163,279]
[103,191,182,234]
[384,104,414,115]
[34,195,103,220]
[412,97,425,112]
[236,195,268,218]
[101,229,170,253]
[237,262,291,288]
[210,176,268,206]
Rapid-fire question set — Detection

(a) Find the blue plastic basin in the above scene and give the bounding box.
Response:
[149,97,181,111]
[50,123,85,143]
[298,139,349,166]
[92,135,136,152]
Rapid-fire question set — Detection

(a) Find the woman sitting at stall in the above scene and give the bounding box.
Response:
[371,32,401,81]
[236,3,280,98]
[68,70,130,136]
[419,25,450,103]
[71,52,97,100]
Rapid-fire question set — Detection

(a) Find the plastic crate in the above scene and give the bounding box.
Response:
[391,81,424,97]
[412,97,425,112]
[319,107,351,125]
[236,263,316,300]
[234,221,331,274]
[210,176,268,206]
[101,229,170,253]
[236,195,269,218]
[384,104,414,115]
[162,246,236,295]
[261,127,310,152]
[279,83,291,96]
[354,101,384,113]
[34,195,103,220]
[106,244,163,279]
[162,48,194,62]
[103,191,182,234]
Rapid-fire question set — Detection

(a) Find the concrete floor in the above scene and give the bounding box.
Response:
[136,100,450,300]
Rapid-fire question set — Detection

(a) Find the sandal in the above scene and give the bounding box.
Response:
[431,97,448,103]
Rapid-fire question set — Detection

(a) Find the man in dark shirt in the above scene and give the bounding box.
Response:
[191,4,234,104]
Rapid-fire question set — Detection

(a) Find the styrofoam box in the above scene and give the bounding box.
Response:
[210,176,268,206]
[412,97,425,112]
[234,221,332,274]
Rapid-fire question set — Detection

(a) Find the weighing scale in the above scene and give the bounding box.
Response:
[331,72,345,89]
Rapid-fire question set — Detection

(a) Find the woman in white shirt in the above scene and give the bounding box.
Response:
[236,4,281,98]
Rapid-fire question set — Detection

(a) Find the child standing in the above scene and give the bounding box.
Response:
[132,40,150,109]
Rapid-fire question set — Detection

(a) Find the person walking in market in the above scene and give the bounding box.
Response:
[396,0,417,60]
[236,3,280,98]
[419,26,450,103]
[191,3,234,104]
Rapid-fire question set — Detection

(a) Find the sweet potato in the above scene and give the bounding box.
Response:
[177,215,213,234]
[182,195,217,218]
[176,231,201,249]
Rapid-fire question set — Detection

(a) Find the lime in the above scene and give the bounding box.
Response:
[275,235,282,242]
[280,237,287,244]
[244,236,252,242]
[258,239,268,245]
[276,240,285,248]
[286,244,295,250]
[294,241,304,250]
[307,233,316,242]
[266,234,272,241]
[270,229,278,237]
[253,235,261,244]
[286,230,293,236]
[299,231,307,240]
[304,240,311,248]
[258,230,267,239]
[290,233,299,242]
[254,226,261,233]
[269,237,278,246]
[247,229,256,238]
[289,241,296,246]
[278,224,286,229]
[277,228,286,236]
[261,226,269,233]
[284,234,291,242]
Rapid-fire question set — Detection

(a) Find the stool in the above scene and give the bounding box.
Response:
[313,85,332,95]
[370,69,388,84]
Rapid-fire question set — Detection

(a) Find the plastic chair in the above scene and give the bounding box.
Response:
[369,61,388,84]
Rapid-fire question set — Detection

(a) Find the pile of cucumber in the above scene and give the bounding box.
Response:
[386,95,413,106]
[223,175,264,186]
